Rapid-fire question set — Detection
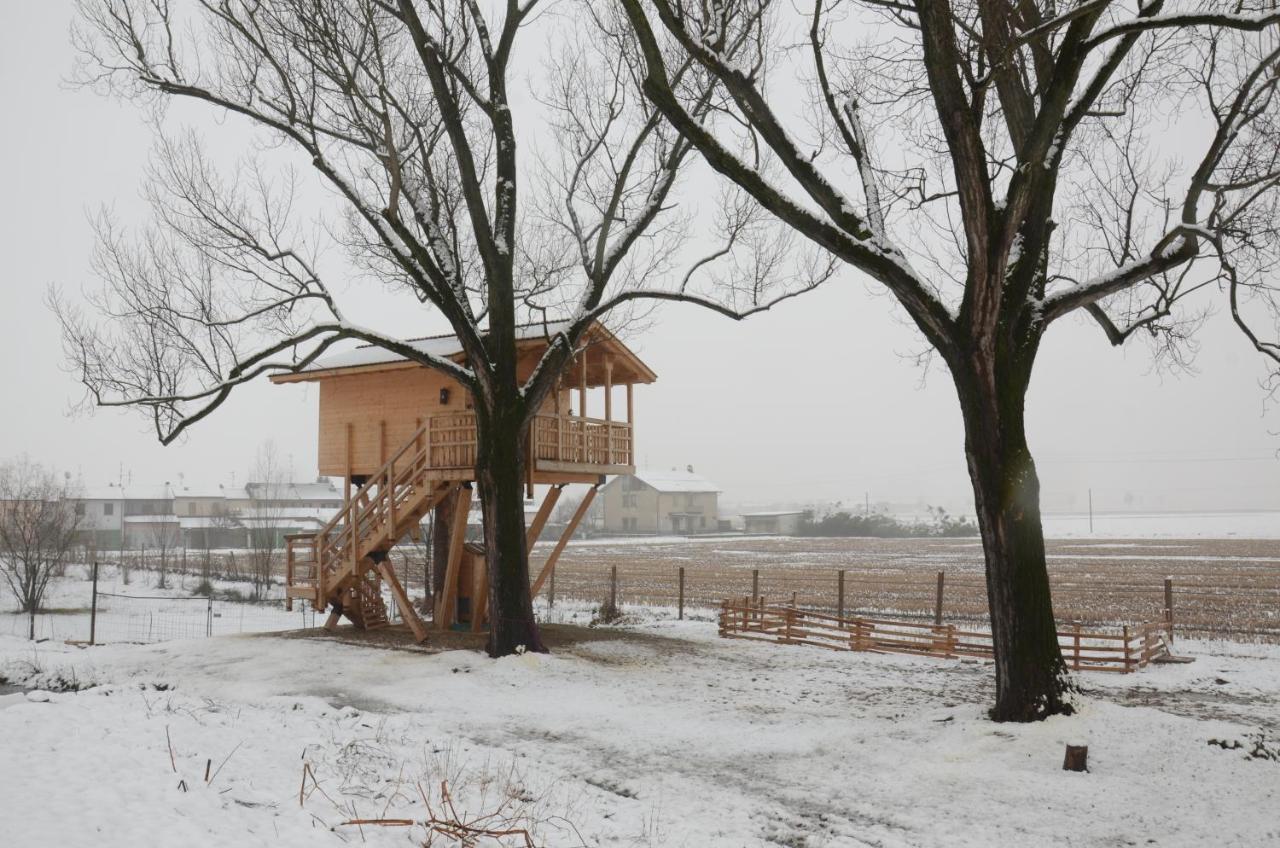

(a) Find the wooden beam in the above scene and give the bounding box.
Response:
[378,559,427,643]
[526,484,564,548]
[344,422,353,503]
[604,357,613,422]
[470,551,489,633]
[626,383,634,425]
[435,484,473,630]
[531,485,597,596]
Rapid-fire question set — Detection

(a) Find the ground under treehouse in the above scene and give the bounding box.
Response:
[270,321,656,641]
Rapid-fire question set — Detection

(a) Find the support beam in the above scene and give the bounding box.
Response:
[604,357,613,421]
[470,551,489,633]
[344,423,354,503]
[531,485,597,596]
[526,484,564,548]
[378,559,427,643]
[435,484,473,630]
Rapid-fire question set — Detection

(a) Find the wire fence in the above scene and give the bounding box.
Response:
[90,590,317,644]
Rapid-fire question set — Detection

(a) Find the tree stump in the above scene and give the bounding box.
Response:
[1063,744,1088,772]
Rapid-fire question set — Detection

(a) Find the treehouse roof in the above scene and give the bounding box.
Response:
[270,319,656,387]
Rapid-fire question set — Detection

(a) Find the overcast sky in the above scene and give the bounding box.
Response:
[2,4,1278,517]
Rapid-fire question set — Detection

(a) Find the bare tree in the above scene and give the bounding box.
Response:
[57,0,819,656]
[245,442,287,599]
[0,459,83,640]
[145,518,182,590]
[620,0,1280,719]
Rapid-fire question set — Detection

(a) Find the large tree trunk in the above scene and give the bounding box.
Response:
[953,355,1072,722]
[475,407,545,657]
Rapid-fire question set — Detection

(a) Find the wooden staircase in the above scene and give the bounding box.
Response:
[286,419,455,642]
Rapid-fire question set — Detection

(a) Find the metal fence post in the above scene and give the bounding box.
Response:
[89,561,99,646]
[837,570,845,620]
[1163,576,1174,645]
[610,564,618,611]
[548,565,556,610]
[678,566,685,620]
[752,569,759,603]
[206,597,213,637]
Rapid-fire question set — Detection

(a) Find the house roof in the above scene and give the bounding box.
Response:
[610,469,721,494]
[270,320,657,387]
[740,510,807,518]
[78,485,173,502]
[242,481,341,501]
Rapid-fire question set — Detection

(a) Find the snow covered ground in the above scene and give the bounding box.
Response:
[1,614,1277,847]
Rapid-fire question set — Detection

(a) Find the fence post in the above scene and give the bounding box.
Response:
[752,569,759,603]
[678,566,685,620]
[1072,623,1081,671]
[1163,577,1174,645]
[837,570,845,620]
[1122,624,1132,673]
[609,564,617,612]
[548,561,556,610]
[206,597,213,637]
[934,571,945,626]
[89,561,99,646]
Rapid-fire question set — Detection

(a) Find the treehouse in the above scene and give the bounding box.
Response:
[269,320,656,641]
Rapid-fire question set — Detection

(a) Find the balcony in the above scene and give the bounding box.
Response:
[425,412,634,476]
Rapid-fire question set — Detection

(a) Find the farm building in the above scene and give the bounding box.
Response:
[269,320,655,638]
[599,468,721,534]
[741,510,808,535]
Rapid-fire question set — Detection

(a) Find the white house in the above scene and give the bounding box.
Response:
[600,468,721,534]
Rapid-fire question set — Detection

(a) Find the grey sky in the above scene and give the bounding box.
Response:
[2,4,1277,515]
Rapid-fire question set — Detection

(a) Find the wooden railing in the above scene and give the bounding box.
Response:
[719,598,1173,673]
[427,412,634,470]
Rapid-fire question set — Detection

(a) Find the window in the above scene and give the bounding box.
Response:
[622,493,637,508]
[103,503,114,516]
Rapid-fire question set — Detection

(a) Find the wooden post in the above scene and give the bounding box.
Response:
[610,564,618,611]
[625,383,634,465]
[379,420,387,465]
[752,569,759,603]
[1122,624,1132,672]
[1163,577,1174,645]
[378,560,427,643]
[548,562,556,609]
[837,570,845,620]
[344,423,354,503]
[525,484,564,548]
[790,590,797,607]
[89,561,99,646]
[1063,744,1088,772]
[934,571,945,626]
[678,566,685,620]
[435,485,473,630]
[1072,623,1081,671]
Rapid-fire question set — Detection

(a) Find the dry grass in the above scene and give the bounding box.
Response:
[529,536,1280,642]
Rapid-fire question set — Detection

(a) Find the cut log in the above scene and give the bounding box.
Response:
[1063,744,1088,772]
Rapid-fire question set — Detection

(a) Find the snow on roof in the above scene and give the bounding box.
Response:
[301,320,574,373]
[243,481,342,501]
[619,469,721,494]
[78,485,174,502]
[740,510,807,517]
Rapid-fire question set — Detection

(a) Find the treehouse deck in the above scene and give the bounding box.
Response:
[273,320,652,639]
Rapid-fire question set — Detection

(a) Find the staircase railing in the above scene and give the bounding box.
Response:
[312,417,434,598]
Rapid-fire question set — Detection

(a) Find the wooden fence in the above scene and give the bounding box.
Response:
[718,597,1173,673]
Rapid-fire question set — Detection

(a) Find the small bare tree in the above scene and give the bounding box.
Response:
[621,0,1280,718]
[57,0,821,655]
[245,442,287,599]
[0,459,83,640]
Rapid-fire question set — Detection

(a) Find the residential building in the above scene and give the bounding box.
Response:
[600,468,720,534]
[741,510,808,535]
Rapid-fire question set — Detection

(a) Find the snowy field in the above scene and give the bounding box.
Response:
[1,613,1278,847]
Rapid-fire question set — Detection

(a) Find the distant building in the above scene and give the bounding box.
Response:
[600,468,720,534]
[741,510,807,535]
[70,479,343,550]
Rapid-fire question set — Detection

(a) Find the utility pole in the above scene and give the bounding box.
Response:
[1088,488,1094,534]
[864,491,870,517]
